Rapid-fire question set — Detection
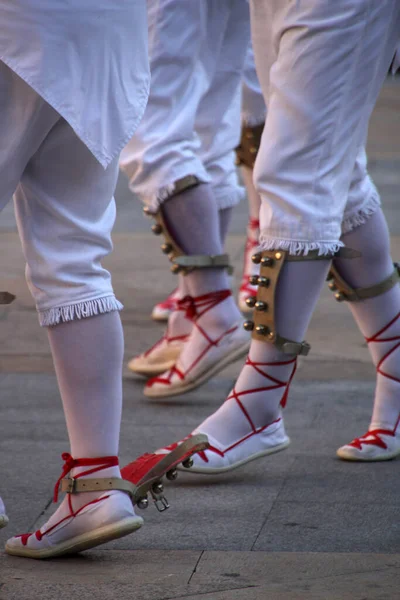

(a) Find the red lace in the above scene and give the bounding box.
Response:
[197,354,296,462]
[146,289,235,387]
[240,218,260,296]
[348,418,400,450]
[144,294,193,357]
[349,312,400,450]
[18,453,118,547]
[156,288,179,310]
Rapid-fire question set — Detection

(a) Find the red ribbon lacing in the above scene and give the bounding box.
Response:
[349,311,400,449]
[17,453,119,547]
[146,289,234,387]
[197,354,297,462]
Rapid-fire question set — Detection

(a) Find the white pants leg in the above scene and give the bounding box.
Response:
[0,62,121,325]
[119,0,250,211]
[250,0,400,253]
[241,42,266,127]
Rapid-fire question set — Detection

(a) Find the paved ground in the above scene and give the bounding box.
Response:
[0,79,399,600]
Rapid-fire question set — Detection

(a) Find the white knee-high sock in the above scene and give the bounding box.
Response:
[161,184,242,374]
[46,311,124,524]
[219,207,233,244]
[335,208,400,430]
[197,259,331,445]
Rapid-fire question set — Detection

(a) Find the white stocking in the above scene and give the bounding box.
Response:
[196,259,330,446]
[45,311,124,528]
[335,208,400,430]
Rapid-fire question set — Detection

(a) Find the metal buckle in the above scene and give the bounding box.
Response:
[64,477,76,494]
[151,491,170,512]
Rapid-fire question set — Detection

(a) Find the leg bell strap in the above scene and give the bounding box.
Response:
[244,249,346,355]
[235,123,264,169]
[61,476,137,498]
[145,175,232,275]
[327,262,400,302]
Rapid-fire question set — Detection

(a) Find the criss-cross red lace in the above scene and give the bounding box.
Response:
[349,312,400,450]
[146,289,235,387]
[143,295,192,358]
[17,453,118,547]
[197,354,296,462]
[348,418,400,450]
[240,218,260,296]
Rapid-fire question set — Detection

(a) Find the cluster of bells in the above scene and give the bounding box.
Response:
[242,251,281,339]
[326,271,346,302]
[135,457,194,512]
[144,206,183,274]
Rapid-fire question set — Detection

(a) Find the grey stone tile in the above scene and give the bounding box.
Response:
[253,501,400,553]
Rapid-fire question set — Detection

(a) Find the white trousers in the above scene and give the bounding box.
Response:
[250,0,400,254]
[119,0,250,211]
[241,42,266,127]
[0,62,120,326]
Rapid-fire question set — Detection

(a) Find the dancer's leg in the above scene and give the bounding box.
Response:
[164,0,400,471]
[7,114,140,556]
[333,207,400,459]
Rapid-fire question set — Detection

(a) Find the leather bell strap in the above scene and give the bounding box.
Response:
[328,262,400,302]
[61,476,137,498]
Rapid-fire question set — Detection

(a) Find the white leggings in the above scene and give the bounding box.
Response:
[119,0,251,212]
[0,62,121,326]
[250,0,400,254]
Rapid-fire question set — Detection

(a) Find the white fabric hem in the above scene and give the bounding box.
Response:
[138,176,210,212]
[39,295,123,327]
[241,112,266,127]
[0,55,150,169]
[258,234,343,256]
[341,191,381,235]
[214,187,245,210]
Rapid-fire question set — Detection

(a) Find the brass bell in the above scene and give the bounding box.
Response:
[249,275,259,286]
[151,223,163,235]
[328,282,337,291]
[143,206,151,216]
[257,276,270,287]
[261,256,274,267]
[255,301,268,312]
[255,324,269,336]
[252,252,262,264]
[171,264,181,274]
[335,292,346,302]
[250,146,257,154]
[161,243,173,254]
[275,252,282,260]
[245,296,257,308]
[243,321,254,332]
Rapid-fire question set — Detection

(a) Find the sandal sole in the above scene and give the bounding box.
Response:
[5,516,143,559]
[144,339,250,398]
[0,515,9,529]
[177,438,290,474]
[132,434,209,499]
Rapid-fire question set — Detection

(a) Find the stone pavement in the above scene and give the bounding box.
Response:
[0,79,399,600]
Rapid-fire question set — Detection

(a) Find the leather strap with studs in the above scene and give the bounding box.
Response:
[61,477,137,498]
[244,249,338,355]
[0,291,15,304]
[235,123,264,169]
[327,262,400,302]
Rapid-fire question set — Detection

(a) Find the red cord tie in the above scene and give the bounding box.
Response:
[53,453,119,502]
[177,295,197,320]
